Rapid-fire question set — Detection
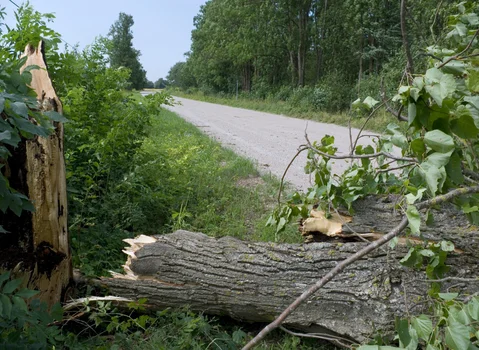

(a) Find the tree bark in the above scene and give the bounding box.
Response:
[0,42,71,307]
[103,196,478,343]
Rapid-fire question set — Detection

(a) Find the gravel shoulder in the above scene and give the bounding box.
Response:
[165,97,376,191]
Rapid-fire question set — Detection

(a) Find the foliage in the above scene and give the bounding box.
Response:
[170,0,460,112]
[154,77,168,89]
[107,12,147,90]
[0,271,64,349]
[167,61,197,90]
[267,2,479,348]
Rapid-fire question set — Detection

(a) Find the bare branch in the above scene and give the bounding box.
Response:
[380,78,408,122]
[464,169,479,182]
[243,185,479,349]
[279,326,354,348]
[277,146,308,205]
[375,163,417,177]
[351,102,385,155]
[438,29,479,68]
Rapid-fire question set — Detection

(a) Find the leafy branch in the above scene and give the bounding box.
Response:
[245,185,479,349]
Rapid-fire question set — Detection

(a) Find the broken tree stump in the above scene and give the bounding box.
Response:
[103,196,478,344]
[0,41,71,307]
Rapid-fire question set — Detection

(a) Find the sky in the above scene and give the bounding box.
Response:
[3,0,206,81]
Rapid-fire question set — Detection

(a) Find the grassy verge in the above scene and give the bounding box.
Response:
[141,108,300,242]
[169,89,394,133]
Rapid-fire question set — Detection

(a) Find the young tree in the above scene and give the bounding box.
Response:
[108,13,147,90]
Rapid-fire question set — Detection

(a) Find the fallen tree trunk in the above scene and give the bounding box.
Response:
[103,196,478,344]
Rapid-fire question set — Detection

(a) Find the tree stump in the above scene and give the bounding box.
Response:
[0,42,71,307]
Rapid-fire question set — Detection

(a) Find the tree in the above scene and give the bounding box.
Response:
[154,77,168,89]
[107,13,147,90]
[166,61,196,89]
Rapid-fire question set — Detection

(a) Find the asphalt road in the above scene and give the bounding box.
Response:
[165,97,376,191]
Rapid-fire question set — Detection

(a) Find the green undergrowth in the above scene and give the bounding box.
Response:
[73,107,300,278]
[170,89,393,133]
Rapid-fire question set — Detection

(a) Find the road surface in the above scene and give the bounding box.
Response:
[165,97,376,191]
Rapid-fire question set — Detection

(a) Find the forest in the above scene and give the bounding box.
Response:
[167,0,458,113]
[1,0,479,349]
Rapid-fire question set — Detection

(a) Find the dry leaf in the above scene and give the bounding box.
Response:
[301,210,352,237]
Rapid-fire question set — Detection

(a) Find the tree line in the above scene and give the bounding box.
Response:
[167,0,457,111]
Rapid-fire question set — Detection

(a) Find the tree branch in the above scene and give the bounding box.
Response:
[277,146,308,205]
[438,29,479,68]
[380,77,408,122]
[242,185,479,349]
[305,134,416,163]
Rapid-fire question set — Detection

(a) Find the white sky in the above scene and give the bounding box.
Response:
[2,0,206,81]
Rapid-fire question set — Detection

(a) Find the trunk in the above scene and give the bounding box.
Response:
[401,0,414,80]
[289,51,297,86]
[358,34,364,95]
[0,42,71,307]
[297,1,311,87]
[103,197,478,344]
[242,62,252,93]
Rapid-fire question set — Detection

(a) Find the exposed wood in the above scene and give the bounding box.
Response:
[0,41,71,307]
[103,196,478,343]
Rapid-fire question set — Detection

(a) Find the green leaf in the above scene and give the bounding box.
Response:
[406,205,421,235]
[412,315,433,341]
[424,130,455,153]
[440,241,455,252]
[2,278,23,294]
[0,294,12,318]
[465,96,479,110]
[408,103,417,125]
[12,296,27,312]
[467,69,479,93]
[439,292,459,301]
[425,68,456,107]
[411,138,426,159]
[15,288,39,299]
[0,130,12,142]
[397,318,412,347]
[451,114,479,139]
[11,101,29,118]
[466,297,479,321]
[0,272,10,287]
[364,96,379,109]
[276,217,286,233]
[445,319,471,350]
[43,110,68,123]
[446,151,464,184]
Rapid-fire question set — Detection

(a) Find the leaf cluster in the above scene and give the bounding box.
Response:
[0,272,64,349]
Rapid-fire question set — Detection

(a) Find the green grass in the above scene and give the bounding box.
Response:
[170,89,394,133]
[140,108,300,242]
